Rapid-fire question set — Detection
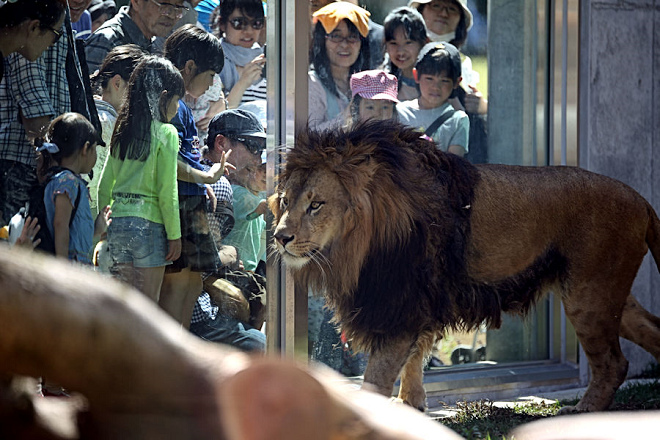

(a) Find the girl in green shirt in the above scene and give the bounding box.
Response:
[98,56,185,302]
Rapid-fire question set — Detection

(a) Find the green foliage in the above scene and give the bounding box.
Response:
[436,399,560,439]
[635,362,660,379]
[436,380,660,439]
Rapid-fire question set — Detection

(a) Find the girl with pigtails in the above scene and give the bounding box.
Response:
[37,112,111,264]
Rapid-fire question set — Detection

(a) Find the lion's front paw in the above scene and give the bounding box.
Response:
[557,405,580,415]
[398,390,426,412]
[390,396,425,412]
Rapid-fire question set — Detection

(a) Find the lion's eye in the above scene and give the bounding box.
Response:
[280,197,289,209]
[308,201,324,213]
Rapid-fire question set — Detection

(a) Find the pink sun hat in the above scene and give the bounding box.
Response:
[350,70,400,102]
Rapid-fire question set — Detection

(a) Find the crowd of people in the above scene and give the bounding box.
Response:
[0,0,488,379]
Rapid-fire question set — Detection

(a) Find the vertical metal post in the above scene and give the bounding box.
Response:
[265,0,309,360]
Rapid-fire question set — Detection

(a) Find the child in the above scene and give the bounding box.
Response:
[89,44,146,216]
[38,112,111,264]
[382,6,429,101]
[223,160,267,273]
[348,69,400,125]
[97,56,184,301]
[162,24,229,327]
[396,41,469,156]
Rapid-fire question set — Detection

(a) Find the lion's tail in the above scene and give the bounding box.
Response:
[646,201,660,271]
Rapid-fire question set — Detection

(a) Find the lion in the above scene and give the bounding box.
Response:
[269,120,660,413]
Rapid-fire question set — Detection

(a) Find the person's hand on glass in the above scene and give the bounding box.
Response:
[208,149,235,182]
[14,216,41,249]
[464,85,488,115]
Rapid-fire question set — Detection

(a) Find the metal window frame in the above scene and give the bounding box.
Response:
[264,0,588,396]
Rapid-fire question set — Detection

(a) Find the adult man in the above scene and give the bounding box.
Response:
[85,0,188,72]
[189,109,267,352]
[0,5,98,226]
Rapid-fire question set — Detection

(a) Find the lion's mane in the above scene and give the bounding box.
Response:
[273,121,558,351]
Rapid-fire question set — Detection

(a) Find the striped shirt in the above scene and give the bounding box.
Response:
[240,77,267,104]
[0,24,70,166]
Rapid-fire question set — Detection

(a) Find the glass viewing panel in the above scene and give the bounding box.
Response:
[303,0,578,376]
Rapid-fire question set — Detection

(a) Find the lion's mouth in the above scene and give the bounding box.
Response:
[279,247,322,269]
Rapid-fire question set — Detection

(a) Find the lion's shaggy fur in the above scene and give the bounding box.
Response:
[271,120,660,412]
[272,121,545,350]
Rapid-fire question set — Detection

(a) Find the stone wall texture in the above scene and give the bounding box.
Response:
[581,0,660,375]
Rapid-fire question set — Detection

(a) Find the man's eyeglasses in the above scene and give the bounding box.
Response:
[150,0,190,18]
[47,26,63,43]
[325,33,360,45]
[228,17,265,31]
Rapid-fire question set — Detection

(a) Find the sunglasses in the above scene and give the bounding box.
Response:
[47,26,64,43]
[228,17,265,31]
[231,136,264,154]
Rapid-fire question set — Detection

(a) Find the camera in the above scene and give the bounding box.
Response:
[261,44,267,79]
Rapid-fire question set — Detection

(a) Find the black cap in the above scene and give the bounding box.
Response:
[416,41,462,77]
[207,109,266,154]
[88,0,117,22]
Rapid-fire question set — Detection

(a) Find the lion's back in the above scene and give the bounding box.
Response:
[467,164,652,281]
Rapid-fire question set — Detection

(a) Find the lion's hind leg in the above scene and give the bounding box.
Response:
[397,330,436,411]
[562,282,629,413]
[620,295,660,362]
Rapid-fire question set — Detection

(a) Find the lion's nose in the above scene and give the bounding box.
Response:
[275,232,294,247]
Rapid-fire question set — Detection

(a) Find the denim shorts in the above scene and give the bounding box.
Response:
[107,216,171,268]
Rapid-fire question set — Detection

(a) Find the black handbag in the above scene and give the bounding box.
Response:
[64,9,102,135]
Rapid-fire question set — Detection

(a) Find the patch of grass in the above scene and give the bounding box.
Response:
[435,379,660,439]
[436,399,561,439]
[560,380,660,411]
[610,380,660,410]
[635,362,660,379]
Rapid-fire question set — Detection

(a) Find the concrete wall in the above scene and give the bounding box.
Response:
[580,0,660,376]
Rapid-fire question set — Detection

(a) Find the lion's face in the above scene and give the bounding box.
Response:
[271,169,350,269]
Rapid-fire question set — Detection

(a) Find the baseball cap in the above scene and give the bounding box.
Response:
[416,41,461,77]
[408,0,473,31]
[207,109,266,154]
[88,0,117,22]
[350,70,399,102]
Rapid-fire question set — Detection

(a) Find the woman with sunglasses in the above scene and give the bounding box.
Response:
[308,2,371,131]
[0,0,67,83]
[212,0,266,110]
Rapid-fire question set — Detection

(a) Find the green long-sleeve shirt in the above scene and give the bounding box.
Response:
[97,121,181,240]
